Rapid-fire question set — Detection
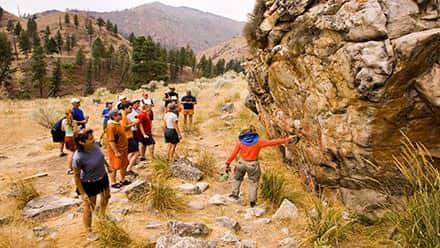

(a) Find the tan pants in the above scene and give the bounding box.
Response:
[231,159,261,203]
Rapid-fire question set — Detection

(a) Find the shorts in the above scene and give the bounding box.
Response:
[64,136,76,152]
[183,109,194,116]
[51,129,65,143]
[108,150,129,170]
[128,138,139,153]
[149,110,154,121]
[78,175,109,197]
[139,134,156,146]
[164,128,180,144]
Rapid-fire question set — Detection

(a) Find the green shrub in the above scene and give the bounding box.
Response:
[260,170,302,206]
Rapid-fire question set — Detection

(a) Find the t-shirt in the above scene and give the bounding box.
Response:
[164,112,178,129]
[181,96,197,110]
[102,108,111,124]
[127,110,138,131]
[164,92,179,107]
[62,119,75,137]
[72,107,86,128]
[121,113,133,139]
[141,98,154,106]
[137,111,152,135]
[72,143,106,182]
[106,121,128,152]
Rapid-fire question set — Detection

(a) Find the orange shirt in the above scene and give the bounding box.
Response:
[226,138,291,164]
[121,113,133,139]
[106,121,128,153]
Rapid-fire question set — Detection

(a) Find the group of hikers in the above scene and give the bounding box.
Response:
[50,86,299,241]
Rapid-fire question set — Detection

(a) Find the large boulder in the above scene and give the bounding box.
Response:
[245,0,440,211]
[23,194,82,218]
[171,158,204,181]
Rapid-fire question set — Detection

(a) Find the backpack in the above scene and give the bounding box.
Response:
[52,117,65,132]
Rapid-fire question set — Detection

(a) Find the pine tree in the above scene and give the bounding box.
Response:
[70,34,76,48]
[168,49,179,82]
[64,13,70,25]
[31,45,47,97]
[206,57,213,78]
[18,31,31,57]
[14,22,22,36]
[75,48,85,66]
[0,32,13,87]
[46,38,58,54]
[84,61,94,95]
[74,14,79,28]
[128,32,135,44]
[6,20,14,33]
[197,55,208,77]
[0,7,3,21]
[86,19,94,44]
[58,16,63,30]
[65,34,72,55]
[7,21,18,59]
[92,37,106,76]
[105,20,113,32]
[113,24,118,35]
[97,17,105,29]
[55,30,63,54]
[49,59,62,97]
[215,59,226,76]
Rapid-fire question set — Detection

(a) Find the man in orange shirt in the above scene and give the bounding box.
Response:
[225,125,299,207]
[106,110,130,188]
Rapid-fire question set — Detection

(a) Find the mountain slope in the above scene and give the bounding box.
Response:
[198,36,250,63]
[83,2,245,51]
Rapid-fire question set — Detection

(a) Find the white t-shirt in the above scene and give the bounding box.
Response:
[127,110,138,131]
[164,112,178,129]
[141,98,154,107]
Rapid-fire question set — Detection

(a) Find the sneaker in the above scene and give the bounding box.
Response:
[121,180,132,186]
[139,157,146,161]
[250,201,256,208]
[228,194,239,201]
[86,232,99,242]
[66,169,73,175]
[127,170,138,177]
[111,183,122,189]
[59,152,67,157]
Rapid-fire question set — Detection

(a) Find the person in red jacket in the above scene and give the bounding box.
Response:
[225,125,299,207]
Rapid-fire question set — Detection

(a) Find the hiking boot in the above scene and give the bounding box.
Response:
[250,201,256,208]
[228,194,239,201]
[121,180,132,186]
[139,157,146,161]
[127,170,138,177]
[111,183,122,189]
[59,152,67,157]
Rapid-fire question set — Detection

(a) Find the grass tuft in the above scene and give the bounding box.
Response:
[137,180,185,215]
[196,149,217,177]
[31,107,63,129]
[0,228,36,248]
[151,155,172,178]
[260,170,302,206]
[95,216,133,248]
[9,180,39,209]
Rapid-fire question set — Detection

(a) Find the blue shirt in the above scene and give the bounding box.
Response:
[72,143,107,182]
[181,96,197,110]
[72,107,86,128]
[102,108,111,124]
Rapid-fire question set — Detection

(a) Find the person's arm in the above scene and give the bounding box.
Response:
[258,136,296,148]
[106,127,121,157]
[174,119,182,138]
[225,143,241,168]
[73,121,80,133]
[104,159,113,173]
[139,122,149,138]
[61,121,65,132]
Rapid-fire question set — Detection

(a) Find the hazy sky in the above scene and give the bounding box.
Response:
[0,0,255,21]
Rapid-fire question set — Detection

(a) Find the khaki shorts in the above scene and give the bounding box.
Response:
[183,109,194,116]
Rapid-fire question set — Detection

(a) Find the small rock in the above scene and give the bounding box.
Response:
[171,158,204,181]
[23,194,82,218]
[188,201,207,210]
[254,218,271,225]
[176,183,201,194]
[208,194,227,206]
[33,225,50,238]
[216,216,240,231]
[272,199,298,220]
[222,231,239,243]
[281,227,289,236]
[245,207,266,219]
[155,235,217,248]
[222,103,235,113]
[236,239,257,248]
[308,208,319,219]
[168,221,210,237]
[121,180,148,201]
[279,237,298,248]
[196,182,209,192]
[145,223,164,229]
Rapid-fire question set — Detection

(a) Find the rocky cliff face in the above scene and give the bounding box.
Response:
[245,0,440,212]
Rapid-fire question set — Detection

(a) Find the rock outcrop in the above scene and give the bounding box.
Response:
[245,0,440,211]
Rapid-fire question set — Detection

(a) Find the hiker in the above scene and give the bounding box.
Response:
[99,101,113,145]
[72,129,111,242]
[70,98,89,129]
[225,125,299,207]
[71,98,89,129]
[181,90,197,128]
[137,104,155,161]
[141,92,155,121]
[163,87,179,109]
[51,116,66,157]
[106,110,131,188]
[62,108,79,174]
[165,96,182,115]
[116,96,128,110]
[121,102,140,177]
[163,103,182,161]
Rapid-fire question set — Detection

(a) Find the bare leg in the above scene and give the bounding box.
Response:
[183,115,188,127]
[140,143,146,159]
[67,151,74,171]
[170,144,177,161]
[189,115,193,129]
[60,142,65,154]
[148,144,155,160]
[110,170,117,185]
[99,187,110,215]
[167,144,172,161]
[83,196,97,233]
[127,152,139,171]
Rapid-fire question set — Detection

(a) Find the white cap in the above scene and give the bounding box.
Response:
[71,98,80,103]
[118,95,127,101]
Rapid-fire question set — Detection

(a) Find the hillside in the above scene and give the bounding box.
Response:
[198,36,250,63]
[82,2,245,51]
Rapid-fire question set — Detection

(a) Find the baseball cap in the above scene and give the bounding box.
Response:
[118,95,127,101]
[71,98,80,103]
[108,110,121,119]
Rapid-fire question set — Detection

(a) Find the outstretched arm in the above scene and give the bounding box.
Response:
[225,143,241,165]
[258,136,295,148]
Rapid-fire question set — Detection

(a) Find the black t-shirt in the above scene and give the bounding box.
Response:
[181,96,197,110]
[164,92,179,107]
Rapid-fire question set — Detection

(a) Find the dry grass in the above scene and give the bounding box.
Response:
[31,107,63,129]
[0,227,36,248]
[196,149,217,177]
[9,180,39,209]
[260,170,303,207]
[137,180,185,215]
[151,155,172,178]
[95,216,133,248]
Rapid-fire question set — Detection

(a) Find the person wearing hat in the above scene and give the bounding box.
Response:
[106,110,131,188]
[163,87,179,109]
[225,125,299,208]
[99,101,113,145]
[181,90,197,128]
[116,96,128,110]
[163,103,182,162]
[71,98,89,129]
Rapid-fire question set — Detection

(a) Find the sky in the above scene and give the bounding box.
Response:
[0,0,255,21]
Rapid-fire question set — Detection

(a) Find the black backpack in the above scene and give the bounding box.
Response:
[52,117,65,132]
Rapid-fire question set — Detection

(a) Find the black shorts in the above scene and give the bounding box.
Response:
[128,138,139,153]
[139,134,156,146]
[164,128,180,144]
[51,129,65,143]
[78,175,109,197]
